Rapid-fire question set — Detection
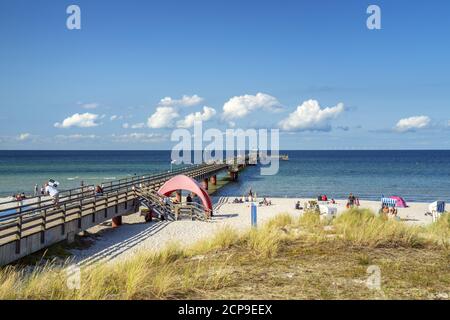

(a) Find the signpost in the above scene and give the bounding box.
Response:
[251,203,257,228]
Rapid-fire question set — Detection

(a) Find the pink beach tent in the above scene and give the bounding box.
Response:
[390,196,408,208]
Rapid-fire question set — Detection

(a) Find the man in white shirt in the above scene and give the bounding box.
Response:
[45,183,60,205]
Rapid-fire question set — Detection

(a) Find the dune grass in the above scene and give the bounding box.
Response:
[426,213,449,248]
[332,208,423,248]
[0,209,448,300]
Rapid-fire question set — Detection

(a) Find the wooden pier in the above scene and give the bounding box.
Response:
[0,162,234,266]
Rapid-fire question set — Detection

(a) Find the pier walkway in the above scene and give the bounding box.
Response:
[0,159,246,265]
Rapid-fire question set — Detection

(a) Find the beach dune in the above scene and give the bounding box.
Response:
[71,196,435,265]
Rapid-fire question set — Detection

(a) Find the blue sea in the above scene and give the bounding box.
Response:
[0,150,449,203]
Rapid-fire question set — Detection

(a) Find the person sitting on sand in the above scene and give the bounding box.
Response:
[331,199,336,204]
[259,197,272,206]
[389,207,398,217]
[295,201,301,210]
[322,194,328,201]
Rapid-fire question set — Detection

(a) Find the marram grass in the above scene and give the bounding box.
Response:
[0,210,448,300]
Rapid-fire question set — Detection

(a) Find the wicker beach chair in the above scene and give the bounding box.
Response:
[428,201,445,222]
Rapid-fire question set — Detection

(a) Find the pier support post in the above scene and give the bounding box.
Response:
[210,175,217,186]
[202,178,209,190]
[112,216,122,228]
[229,171,238,181]
[175,190,182,203]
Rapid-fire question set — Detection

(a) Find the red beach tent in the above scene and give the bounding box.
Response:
[390,196,408,208]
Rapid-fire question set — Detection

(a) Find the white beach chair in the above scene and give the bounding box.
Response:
[428,201,445,222]
[319,205,337,220]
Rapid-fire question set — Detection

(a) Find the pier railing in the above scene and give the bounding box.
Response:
[0,163,221,218]
[136,187,212,221]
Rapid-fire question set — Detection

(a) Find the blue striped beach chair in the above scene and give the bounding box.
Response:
[381,197,397,208]
[429,201,445,222]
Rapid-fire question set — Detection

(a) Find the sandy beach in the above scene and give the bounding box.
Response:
[71,196,434,266]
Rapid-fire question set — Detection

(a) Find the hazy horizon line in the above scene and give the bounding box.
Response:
[1,149,450,152]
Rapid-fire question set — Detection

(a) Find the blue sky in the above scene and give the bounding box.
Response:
[0,0,449,150]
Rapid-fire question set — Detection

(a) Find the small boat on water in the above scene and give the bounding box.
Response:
[269,154,289,160]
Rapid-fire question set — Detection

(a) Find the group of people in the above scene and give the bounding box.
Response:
[14,192,27,201]
[346,193,360,208]
[380,205,398,217]
[33,184,48,196]
[259,197,272,206]
[317,194,336,204]
[233,189,257,203]
[293,193,358,210]
[231,189,272,206]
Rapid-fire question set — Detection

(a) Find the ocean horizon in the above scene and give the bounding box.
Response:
[1,150,449,203]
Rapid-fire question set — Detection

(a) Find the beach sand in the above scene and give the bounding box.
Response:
[70,196,434,266]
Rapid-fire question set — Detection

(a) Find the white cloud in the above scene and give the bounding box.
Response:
[222,93,282,120]
[122,123,130,129]
[147,106,180,129]
[17,133,31,141]
[54,113,100,128]
[176,106,217,128]
[110,115,124,121]
[131,123,145,129]
[395,116,431,132]
[112,133,168,143]
[278,100,345,131]
[55,134,98,140]
[81,103,99,110]
[158,95,204,108]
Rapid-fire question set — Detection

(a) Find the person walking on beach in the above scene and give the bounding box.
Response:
[347,193,356,208]
[34,184,38,197]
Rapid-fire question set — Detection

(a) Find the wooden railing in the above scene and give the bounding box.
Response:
[136,187,211,221]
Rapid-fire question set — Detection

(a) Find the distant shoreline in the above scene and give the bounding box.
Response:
[1,149,450,152]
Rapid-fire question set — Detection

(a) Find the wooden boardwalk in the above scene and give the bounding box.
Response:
[0,162,229,265]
